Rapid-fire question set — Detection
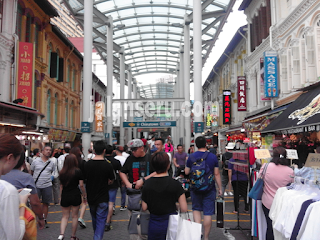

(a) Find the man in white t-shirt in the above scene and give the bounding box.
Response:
[87,149,95,160]
[114,146,128,210]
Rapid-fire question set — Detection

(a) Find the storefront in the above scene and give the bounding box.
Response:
[262,83,320,166]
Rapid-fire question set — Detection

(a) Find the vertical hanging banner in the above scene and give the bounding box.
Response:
[223,90,231,125]
[16,42,34,108]
[95,101,105,132]
[237,76,247,111]
[260,58,271,101]
[264,51,278,97]
[211,101,219,127]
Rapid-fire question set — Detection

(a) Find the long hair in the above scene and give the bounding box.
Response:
[271,146,290,166]
[59,154,78,186]
[70,147,83,169]
[0,134,23,160]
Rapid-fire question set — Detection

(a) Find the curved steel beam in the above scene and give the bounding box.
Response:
[114,31,184,41]
[128,59,178,66]
[118,37,184,46]
[126,55,179,64]
[133,70,177,77]
[134,63,177,69]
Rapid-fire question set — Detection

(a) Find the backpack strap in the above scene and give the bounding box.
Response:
[190,151,210,163]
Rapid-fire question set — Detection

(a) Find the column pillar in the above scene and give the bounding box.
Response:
[82,0,93,160]
[193,0,203,142]
[119,47,125,146]
[127,66,132,141]
[106,16,113,145]
[132,79,137,139]
[179,48,185,145]
[184,15,191,152]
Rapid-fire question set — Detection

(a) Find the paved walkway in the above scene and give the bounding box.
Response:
[38,190,254,240]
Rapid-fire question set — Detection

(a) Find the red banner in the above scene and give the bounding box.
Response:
[237,76,247,111]
[223,90,231,125]
[17,42,34,108]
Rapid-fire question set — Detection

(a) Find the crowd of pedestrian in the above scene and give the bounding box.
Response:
[0,132,261,240]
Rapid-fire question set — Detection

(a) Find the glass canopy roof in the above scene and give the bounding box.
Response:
[62,0,235,82]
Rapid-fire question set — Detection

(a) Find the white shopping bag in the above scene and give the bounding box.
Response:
[176,218,202,240]
[166,214,179,240]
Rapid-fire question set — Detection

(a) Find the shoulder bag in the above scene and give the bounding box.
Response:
[35,160,51,185]
[248,163,269,200]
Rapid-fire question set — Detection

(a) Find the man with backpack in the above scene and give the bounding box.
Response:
[185,136,222,240]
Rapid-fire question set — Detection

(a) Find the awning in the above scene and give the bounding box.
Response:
[262,86,320,134]
[0,102,44,117]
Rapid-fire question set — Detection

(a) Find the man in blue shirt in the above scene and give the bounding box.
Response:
[185,136,222,240]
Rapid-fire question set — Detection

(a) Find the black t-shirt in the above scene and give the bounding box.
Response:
[60,168,83,195]
[84,159,115,205]
[222,152,233,176]
[105,156,121,189]
[121,154,154,183]
[142,176,184,215]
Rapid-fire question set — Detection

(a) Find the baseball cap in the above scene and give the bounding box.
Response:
[127,139,144,148]
[141,138,147,146]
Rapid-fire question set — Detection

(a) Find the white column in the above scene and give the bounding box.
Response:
[82,0,93,160]
[119,47,125,146]
[184,15,191,152]
[193,0,203,142]
[127,66,132,140]
[106,16,113,145]
[179,49,185,145]
[132,79,137,139]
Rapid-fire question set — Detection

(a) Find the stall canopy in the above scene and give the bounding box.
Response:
[262,85,320,134]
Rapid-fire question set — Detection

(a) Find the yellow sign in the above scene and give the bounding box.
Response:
[95,101,105,132]
[305,153,320,167]
[254,149,271,159]
[129,122,135,127]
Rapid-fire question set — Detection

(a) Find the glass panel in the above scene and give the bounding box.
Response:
[95,1,115,12]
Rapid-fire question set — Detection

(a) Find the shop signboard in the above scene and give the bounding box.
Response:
[264,51,279,97]
[260,58,271,101]
[81,122,92,133]
[223,90,231,125]
[305,153,320,167]
[95,101,105,132]
[237,76,247,111]
[211,101,219,127]
[16,42,34,108]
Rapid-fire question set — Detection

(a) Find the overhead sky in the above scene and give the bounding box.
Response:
[135,0,247,100]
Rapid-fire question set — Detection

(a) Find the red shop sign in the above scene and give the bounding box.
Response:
[223,90,231,125]
[16,42,34,108]
[237,76,247,111]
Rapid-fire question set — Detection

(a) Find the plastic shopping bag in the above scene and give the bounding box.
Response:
[176,218,202,240]
[166,214,179,240]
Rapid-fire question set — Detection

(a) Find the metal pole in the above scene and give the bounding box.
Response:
[184,15,191,152]
[106,16,113,145]
[193,0,203,142]
[82,0,93,160]
[127,66,132,141]
[119,47,125,146]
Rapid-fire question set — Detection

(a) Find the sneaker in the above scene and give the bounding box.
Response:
[78,218,86,228]
[57,234,64,240]
[113,206,115,215]
[224,192,228,196]
[45,219,49,228]
[120,206,127,211]
[228,192,233,196]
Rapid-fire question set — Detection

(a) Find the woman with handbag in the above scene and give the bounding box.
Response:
[58,154,87,240]
[142,151,188,240]
[0,133,30,240]
[260,147,293,240]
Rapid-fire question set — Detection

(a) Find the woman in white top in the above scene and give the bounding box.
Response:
[0,133,30,240]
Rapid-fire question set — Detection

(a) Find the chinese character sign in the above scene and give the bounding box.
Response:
[95,101,105,132]
[264,51,278,97]
[237,76,247,111]
[17,42,34,108]
[223,90,231,125]
[211,101,219,127]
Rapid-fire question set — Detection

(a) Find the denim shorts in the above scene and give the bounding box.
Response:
[190,189,216,215]
[37,186,53,204]
[109,188,118,203]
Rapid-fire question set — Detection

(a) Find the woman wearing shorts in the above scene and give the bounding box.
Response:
[58,154,87,240]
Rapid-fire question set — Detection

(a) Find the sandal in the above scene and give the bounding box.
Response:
[232,210,238,214]
[70,237,79,240]
[58,235,64,240]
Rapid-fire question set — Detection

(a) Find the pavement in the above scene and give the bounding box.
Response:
[38,190,255,240]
